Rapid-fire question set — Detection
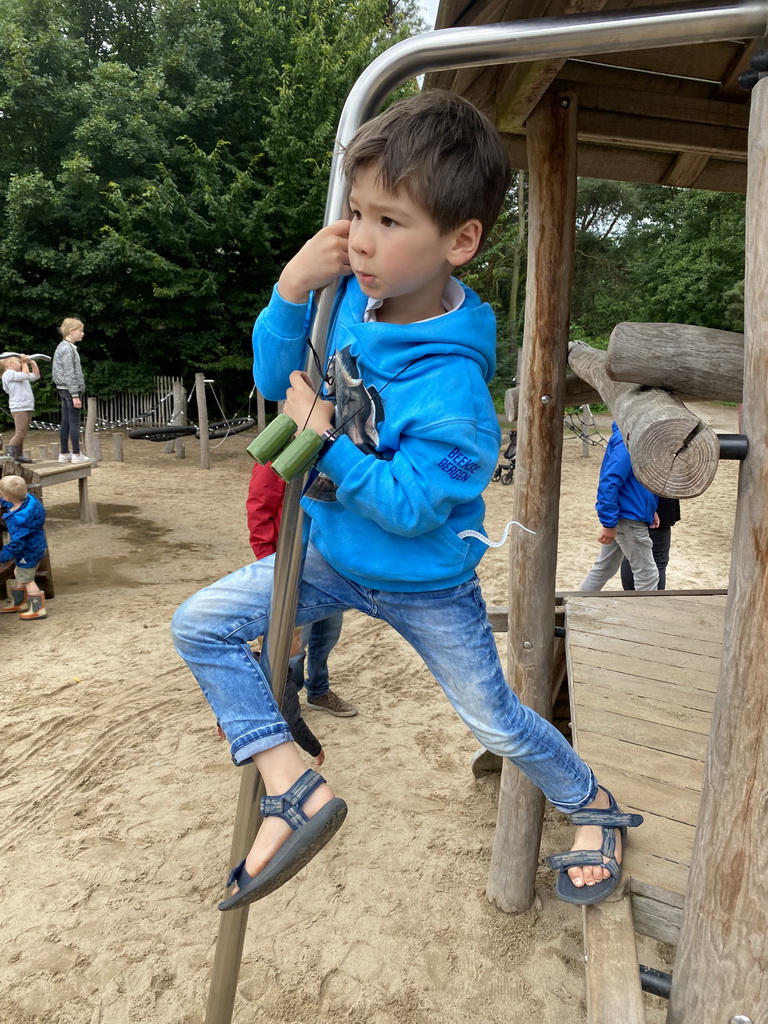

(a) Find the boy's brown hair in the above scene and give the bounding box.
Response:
[343,89,510,248]
[0,475,28,504]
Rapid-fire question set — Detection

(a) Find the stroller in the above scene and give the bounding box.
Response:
[492,430,517,485]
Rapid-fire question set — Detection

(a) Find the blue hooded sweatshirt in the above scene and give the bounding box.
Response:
[0,493,47,567]
[595,423,658,528]
[252,276,501,592]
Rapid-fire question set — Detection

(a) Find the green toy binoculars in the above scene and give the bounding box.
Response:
[246,413,326,481]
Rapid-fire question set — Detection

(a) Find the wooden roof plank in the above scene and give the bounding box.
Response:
[577,39,748,81]
[662,150,712,186]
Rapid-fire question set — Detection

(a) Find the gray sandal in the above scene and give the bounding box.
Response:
[218,768,347,911]
[547,786,643,906]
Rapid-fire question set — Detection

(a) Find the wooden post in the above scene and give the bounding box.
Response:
[486,92,577,913]
[581,405,594,459]
[257,390,266,435]
[568,341,720,498]
[667,77,768,1024]
[84,398,99,461]
[113,432,124,462]
[195,373,210,470]
[164,380,187,457]
[175,384,187,459]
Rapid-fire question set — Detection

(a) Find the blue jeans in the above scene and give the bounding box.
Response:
[171,543,596,813]
[289,613,344,698]
[57,390,81,454]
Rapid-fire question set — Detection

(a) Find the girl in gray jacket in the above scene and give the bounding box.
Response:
[52,318,89,464]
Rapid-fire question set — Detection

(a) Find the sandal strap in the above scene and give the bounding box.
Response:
[259,768,326,831]
[225,857,251,889]
[547,849,621,879]
[547,850,604,870]
[569,809,643,828]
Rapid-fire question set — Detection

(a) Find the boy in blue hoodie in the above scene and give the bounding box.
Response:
[0,474,48,619]
[172,90,641,913]
[580,423,659,592]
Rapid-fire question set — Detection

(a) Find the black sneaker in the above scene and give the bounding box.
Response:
[306,689,358,717]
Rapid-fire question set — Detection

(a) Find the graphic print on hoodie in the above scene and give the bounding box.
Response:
[305,346,388,503]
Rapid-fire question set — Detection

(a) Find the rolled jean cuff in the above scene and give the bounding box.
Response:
[231,725,292,765]
[553,767,598,814]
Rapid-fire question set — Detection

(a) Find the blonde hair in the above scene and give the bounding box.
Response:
[0,475,28,503]
[58,318,84,338]
[0,357,14,372]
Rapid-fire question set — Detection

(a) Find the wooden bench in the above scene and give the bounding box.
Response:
[564,593,725,1023]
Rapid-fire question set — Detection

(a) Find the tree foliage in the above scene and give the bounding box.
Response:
[0,0,423,398]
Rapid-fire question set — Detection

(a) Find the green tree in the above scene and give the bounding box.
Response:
[0,0,424,404]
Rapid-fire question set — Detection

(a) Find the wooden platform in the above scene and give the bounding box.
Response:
[564,593,726,946]
[1,457,97,523]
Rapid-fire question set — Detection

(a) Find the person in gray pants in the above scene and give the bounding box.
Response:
[580,423,659,592]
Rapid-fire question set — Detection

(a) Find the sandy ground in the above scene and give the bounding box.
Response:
[0,402,738,1024]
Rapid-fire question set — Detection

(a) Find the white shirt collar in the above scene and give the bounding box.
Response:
[363,277,465,323]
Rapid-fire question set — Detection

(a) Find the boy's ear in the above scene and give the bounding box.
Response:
[447,219,483,267]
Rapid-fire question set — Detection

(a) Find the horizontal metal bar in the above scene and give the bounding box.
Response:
[717,433,749,459]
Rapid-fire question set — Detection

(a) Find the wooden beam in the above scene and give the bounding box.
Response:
[667,76,768,1024]
[496,58,568,129]
[568,341,720,498]
[486,91,577,913]
[505,371,600,421]
[578,109,747,158]
[607,322,744,402]
[661,151,711,188]
[554,78,751,131]
[560,58,719,100]
[715,38,758,100]
[583,899,647,1024]
[501,134,748,194]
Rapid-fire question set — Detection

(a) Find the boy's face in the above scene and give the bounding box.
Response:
[347,166,478,323]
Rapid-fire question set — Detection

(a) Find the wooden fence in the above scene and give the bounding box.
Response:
[94,376,182,430]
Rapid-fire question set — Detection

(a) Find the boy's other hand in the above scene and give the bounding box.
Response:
[278,220,352,304]
[597,526,616,545]
[283,371,335,435]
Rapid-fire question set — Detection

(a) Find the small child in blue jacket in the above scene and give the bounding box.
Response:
[0,475,48,619]
[172,90,641,914]
[580,422,659,591]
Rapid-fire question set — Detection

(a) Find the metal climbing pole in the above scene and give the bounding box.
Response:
[203,4,768,1021]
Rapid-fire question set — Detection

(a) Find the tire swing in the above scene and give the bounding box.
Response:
[128,424,198,443]
[197,417,255,440]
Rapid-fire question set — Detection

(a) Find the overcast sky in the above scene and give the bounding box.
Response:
[420,0,440,28]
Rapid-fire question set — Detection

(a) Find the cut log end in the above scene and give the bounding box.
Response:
[629,420,720,498]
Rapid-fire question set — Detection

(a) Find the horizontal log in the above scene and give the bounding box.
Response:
[504,371,600,422]
[568,340,720,498]
[607,322,744,402]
